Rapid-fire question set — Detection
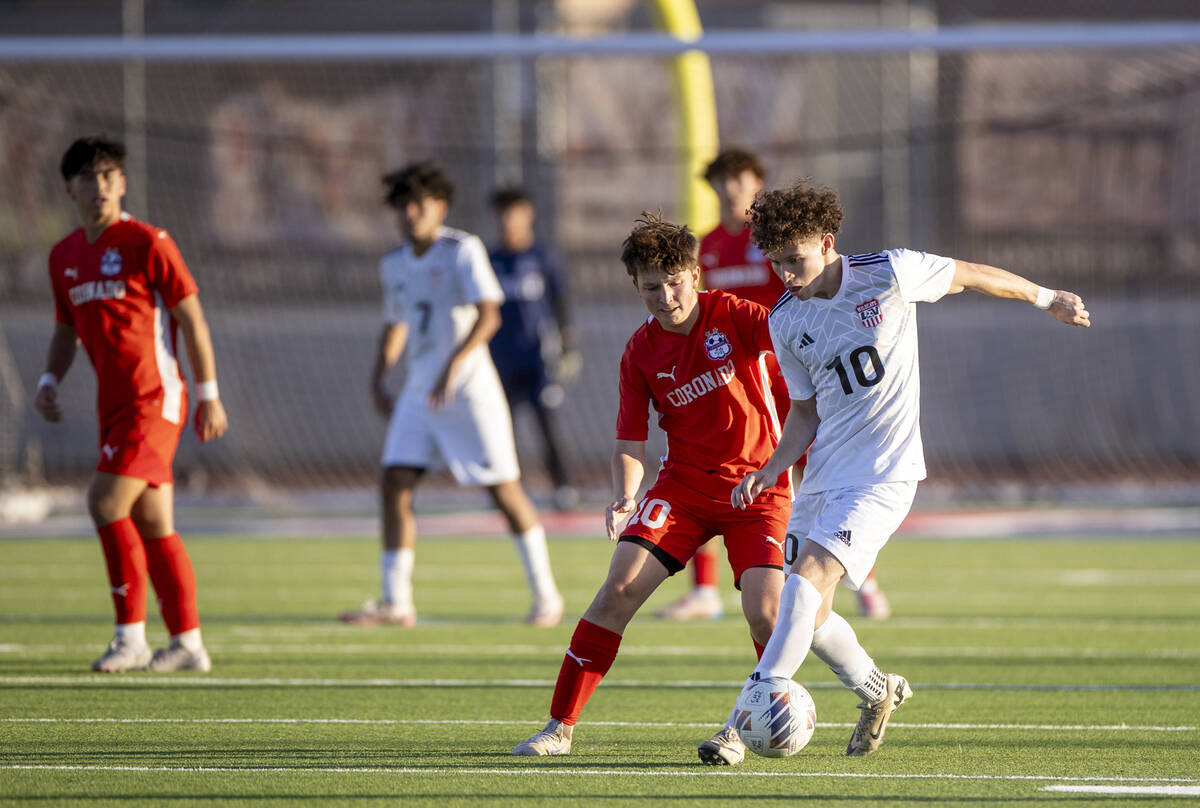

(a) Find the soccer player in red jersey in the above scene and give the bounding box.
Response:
[661,149,891,622]
[34,136,228,673]
[513,214,788,765]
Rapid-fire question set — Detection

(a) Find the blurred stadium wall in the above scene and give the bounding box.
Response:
[1,0,1198,501]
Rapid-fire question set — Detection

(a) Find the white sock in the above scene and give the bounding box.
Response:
[753,573,823,680]
[172,627,203,652]
[810,611,887,703]
[512,525,559,601]
[113,621,146,646]
[381,548,414,611]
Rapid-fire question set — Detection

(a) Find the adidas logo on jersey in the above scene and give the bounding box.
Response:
[799,332,815,347]
[834,529,852,545]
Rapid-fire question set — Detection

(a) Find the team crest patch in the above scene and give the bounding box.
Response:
[704,329,733,360]
[100,248,123,276]
[856,298,883,328]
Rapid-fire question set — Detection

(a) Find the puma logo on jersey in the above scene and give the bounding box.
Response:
[110,583,130,597]
[657,366,676,381]
[762,536,786,552]
[101,444,118,461]
[64,267,78,279]
[799,332,814,347]
[565,649,591,667]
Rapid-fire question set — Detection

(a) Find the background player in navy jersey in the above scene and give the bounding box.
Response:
[727,181,1089,758]
[488,187,580,510]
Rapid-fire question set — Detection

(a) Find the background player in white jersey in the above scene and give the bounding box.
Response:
[341,162,563,628]
[727,181,1089,757]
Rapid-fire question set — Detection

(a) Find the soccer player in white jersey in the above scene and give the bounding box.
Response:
[340,162,563,629]
[726,181,1089,757]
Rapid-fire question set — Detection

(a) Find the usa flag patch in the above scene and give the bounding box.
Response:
[856,298,882,328]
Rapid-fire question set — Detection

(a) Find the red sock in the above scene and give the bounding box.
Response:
[97,517,148,624]
[550,619,622,725]
[144,533,200,634]
[753,639,766,661]
[692,550,718,588]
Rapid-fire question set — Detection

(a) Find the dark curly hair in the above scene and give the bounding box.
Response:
[620,212,698,278]
[749,180,844,255]
[702,148,765,184]
[382,161,454,207]
[60,135,126,180]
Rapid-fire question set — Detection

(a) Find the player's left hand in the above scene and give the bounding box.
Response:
[731,470,772,510]
[554,349,583,385]
[1047,290,1090,327]
[194,399,228,442]
[428,363,457,410]
[605,495,637,541]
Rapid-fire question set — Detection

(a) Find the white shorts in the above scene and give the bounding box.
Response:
[381,374,520,486]
[787,481,917,591]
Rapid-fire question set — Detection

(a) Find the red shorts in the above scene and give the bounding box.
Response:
[620,474,789,588]
[96,411,185,486]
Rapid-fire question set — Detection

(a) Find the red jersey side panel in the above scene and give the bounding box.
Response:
[699,223,786,309]
[49,214,197,426]
[615,290,786,499]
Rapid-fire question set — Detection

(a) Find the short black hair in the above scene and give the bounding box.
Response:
[702,148,765,184]
[60,135,126,180]
[382,161,454,207]
[490,186,532,211]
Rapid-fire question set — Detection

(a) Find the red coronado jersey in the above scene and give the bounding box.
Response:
[616,290,788,499]
[48,213,198,425]
[699,223,786,308]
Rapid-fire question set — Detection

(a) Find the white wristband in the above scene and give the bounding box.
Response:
[1034,287,1055,310]
[37,372,58,390]
[195,380,219,402]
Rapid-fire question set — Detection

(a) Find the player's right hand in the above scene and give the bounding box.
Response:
[34,384,61,422]
[732,471,771,510]
[371,382,394,417]
[605,495,637,541]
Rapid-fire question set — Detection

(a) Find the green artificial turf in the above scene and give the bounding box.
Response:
[1,532,1197,806]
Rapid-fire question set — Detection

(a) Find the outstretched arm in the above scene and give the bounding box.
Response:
[33,322,78,423]
[606,439,646,540]
[171,293,228,442]
[947,260,1090,327]
[732,396,818,509]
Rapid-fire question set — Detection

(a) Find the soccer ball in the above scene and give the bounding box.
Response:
[732,676,817,758]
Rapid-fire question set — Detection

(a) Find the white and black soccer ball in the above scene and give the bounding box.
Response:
[732,676,817,758]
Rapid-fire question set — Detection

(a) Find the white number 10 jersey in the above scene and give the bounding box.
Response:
[770,249,956,494]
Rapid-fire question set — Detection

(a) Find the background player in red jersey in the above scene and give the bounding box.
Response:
[34,136,228,673]
[661,149,891,622]
[513,214,788,765]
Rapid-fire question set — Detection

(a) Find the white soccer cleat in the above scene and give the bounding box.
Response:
[513,719,573,756]
[856,584,892,621]
[846,673,913,756]
[655,588,723,621]
[697,724,745,766]
[525,593,564,628]
[147,641,212,672]
[91,638,151,673]
[339,598,416,628]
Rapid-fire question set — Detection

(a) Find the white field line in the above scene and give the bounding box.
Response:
[1,675,1197,692]
[4,717,1196,732]
[1044,785,1200,795]
[1,763,1197,784]
[3,643,1197,660]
